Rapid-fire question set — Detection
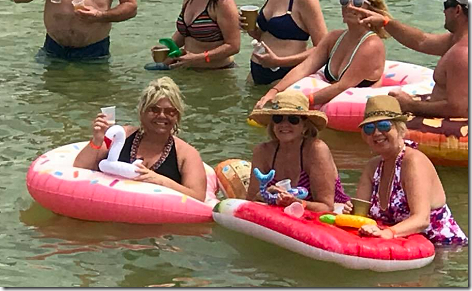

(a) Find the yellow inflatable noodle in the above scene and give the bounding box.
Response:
[247,118,264,128]
[335,214,377,229]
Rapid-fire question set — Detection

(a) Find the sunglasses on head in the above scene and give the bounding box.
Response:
[272,115,305,125]
[340,0,371,7]
[443,0,462,10]
[362,120,392,135]
[147,105,178,117]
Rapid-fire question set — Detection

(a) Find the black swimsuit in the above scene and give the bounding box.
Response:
[118,131,182,184]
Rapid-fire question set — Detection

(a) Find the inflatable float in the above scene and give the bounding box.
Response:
[214,159,252,199]
[26,141,219,224]
[406,116,468,167]
[213,199,435,272]
[247,61,435,132]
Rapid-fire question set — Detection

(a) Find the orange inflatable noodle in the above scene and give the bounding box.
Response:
[214,159,252,199]
[406,116,468,167]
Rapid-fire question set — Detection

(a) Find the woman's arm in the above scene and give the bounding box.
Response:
[135,141,207,202]
[247,143,271,201]
[255,31,336,108]
[311,36,385,105]
[171,30,186,48]
[73,113,112,170]
[305,139,337,212]
[300,0,327,46]
[386,152,432,237]
[204,0,241,61]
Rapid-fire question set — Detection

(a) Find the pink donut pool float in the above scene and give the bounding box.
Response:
[26,141,219,224]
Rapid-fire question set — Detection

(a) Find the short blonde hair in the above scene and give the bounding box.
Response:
[368,0,392,39]
[267,118,318,140]
[391,120,407,138]
[138,77,185,133]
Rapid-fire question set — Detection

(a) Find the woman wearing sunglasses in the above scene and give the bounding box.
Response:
[74,77,207,202]
[255,0,391,109]
[343,95,467,245]
[247,90,350,211]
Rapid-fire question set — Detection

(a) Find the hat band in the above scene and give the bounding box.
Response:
[364,110,403,119]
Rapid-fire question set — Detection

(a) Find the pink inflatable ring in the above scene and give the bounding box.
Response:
[26,142,219,224]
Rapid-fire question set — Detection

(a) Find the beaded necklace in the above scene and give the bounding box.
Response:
[130,131,174,172]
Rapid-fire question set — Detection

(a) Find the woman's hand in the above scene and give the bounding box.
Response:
[91,113,110,146]
[255,89,277,109]
[252,42,281,68]
[169,50,203,69]
[359,224,394,239]
[347,5,385,29]
[276,192,299,207]
[342,200,353,214]
[133,163,167,185]
[239,12,260,39]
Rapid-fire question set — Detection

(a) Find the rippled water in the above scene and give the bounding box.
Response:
[0,0,468,287]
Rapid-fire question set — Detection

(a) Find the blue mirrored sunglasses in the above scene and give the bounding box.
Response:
[340,0,371,7]
[362,120,392,135]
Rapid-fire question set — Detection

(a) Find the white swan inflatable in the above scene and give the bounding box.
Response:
[99,125,142,179]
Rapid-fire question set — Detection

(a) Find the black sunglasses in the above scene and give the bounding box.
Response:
[272,115,306,125]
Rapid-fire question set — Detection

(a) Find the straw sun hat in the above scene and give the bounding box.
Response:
[249,90,328,131]
[358,95,408,127]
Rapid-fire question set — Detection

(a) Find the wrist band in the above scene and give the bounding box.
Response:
[383,16,390,27]
[271,87,281,93]
[89,139,102,150]
[204,51,210,63]
[301,200,307,209]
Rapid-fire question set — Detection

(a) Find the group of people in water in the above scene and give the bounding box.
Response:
[15,0,469,246]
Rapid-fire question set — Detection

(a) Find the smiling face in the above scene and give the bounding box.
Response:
[140,97,179,135]
[271,115,306,143]
[361,120,404,157]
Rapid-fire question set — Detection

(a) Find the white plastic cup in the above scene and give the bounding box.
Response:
[101,106,116,125]
[275,179,291,192]
[284,202,305,218]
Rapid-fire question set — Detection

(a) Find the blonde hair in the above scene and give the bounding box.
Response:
[138,77,185,133]
[267,118,319,140]
[368,0,392,39]
[391,120,407,138]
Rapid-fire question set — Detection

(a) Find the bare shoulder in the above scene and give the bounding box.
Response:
[362,34,384,52]
[363,156,382,175]
[174,136,200,157]
[216,0,237,9]
[298,0,322,8]
[305,138,332,158]
[123,125,139,137]
[447,41,468,65]
[402,147,435,171]
[253,140,277,154]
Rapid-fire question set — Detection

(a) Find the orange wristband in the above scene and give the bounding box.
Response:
[89,139,102,150]
[301,200,307,209]
[204,51,210,63]
[383,16,390,27]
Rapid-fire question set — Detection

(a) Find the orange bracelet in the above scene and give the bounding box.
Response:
[383,16,390,27]
[301,200,307,209]
[204,51,210,63]
[89,139,102,150]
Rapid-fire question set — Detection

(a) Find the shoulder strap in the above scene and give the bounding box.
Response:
[299,139,305,170]
[271,143,280,169]
[338,31,375,79]
[288,0,294,12]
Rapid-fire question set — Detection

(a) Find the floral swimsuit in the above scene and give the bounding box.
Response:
[369,142,468,246]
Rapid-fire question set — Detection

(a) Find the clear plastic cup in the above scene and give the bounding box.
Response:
[101,106,116,125]
[72,0,85,9]
[275,179,291,192]
[284,202,304,218]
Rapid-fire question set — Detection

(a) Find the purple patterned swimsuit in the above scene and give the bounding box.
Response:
[369,143,468,246]
[267,139,350,203]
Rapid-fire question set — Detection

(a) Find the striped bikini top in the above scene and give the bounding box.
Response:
[267,140,312,200]
[176,0,224,42]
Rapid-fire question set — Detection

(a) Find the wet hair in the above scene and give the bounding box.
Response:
[267,118,319,140]
[367,0,392,39]
[138,77,185,133]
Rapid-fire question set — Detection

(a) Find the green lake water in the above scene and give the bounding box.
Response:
[0,0,468,287]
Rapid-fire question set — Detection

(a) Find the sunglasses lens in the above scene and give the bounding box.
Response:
[363,123,376,135]
[287,115,301,125]
[377,120,392,132]
[340,0,349,6]
[353,0,364,7]
[272,115,283,124]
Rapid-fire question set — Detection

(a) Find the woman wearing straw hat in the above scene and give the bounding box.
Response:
[247,90,350,211]
[343,95,467,245]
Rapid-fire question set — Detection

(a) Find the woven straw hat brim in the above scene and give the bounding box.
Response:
[358,115,408,127]
[249,108,328,130]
